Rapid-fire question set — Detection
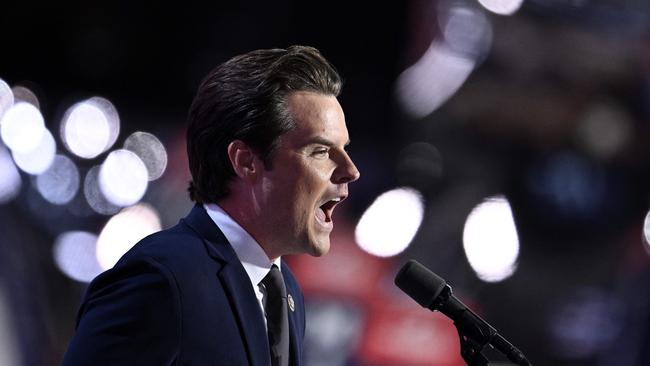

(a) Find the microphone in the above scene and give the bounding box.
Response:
[395,260,531,366]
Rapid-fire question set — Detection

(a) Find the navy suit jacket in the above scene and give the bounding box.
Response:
[62,205,305,365]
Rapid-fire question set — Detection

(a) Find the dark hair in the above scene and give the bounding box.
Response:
[186,45,342,203]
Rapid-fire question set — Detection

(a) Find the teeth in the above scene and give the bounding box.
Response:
[331,198,341,202]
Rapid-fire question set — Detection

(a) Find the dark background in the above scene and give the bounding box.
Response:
[1,0,649,365]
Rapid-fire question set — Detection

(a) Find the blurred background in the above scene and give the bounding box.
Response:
[1,0,649,365]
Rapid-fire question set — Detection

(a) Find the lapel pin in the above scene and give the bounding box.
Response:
[287,294,295,312]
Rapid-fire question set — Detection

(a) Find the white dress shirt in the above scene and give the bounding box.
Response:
[203,203,281,318]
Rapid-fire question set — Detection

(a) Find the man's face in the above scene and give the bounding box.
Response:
[255,91,360,258]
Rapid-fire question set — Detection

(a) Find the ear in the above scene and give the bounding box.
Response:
[227,140,262,182]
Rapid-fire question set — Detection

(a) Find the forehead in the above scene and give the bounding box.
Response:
[285,91,349,144]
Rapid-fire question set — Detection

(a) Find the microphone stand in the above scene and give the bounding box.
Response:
[432,287,531,366]
[456,324,492,366]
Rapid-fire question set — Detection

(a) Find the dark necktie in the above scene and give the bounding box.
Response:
[261,265,290,366]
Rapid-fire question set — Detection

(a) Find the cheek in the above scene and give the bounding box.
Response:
[271,160,333,212]
[297,168,330,200]
[302,160,334,185]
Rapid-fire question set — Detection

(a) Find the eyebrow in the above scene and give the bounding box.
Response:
[308,136,351,147]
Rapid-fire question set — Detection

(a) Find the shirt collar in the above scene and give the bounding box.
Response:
[203,203,281,285]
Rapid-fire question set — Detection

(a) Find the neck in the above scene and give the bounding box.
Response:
[217,196,282,261]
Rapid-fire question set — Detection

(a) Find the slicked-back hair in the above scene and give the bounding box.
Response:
[186,45,342,203]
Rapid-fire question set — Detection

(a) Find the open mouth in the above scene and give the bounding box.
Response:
[315,197,343,227]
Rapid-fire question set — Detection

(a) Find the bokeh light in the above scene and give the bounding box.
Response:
[11,128,56,175]
[60,101,108,158]
[0,143,22,203]
[96,203,162,269]
[576,100,632,159]
[396,3,492,118]
[88,97,120,150]
[11,85,40,109]
[527,152,607,221]
[0,287,21,366]
[60,97,120,159]
[355,187,425,257]
[396,42,475,118]
[463,195,519,282]
[643,207,650,255]
[99,149,149,206]
[305,301,363,366]
[123,131,168,181]
[478,0,524,15]
[0,78,13,119]
[53,231,104,283]
[396,142,444,189]
[0,102,46,153]
[83,165,120,215]
[548,287,624,359]
[35,154,80,205]
[440,2,493,60]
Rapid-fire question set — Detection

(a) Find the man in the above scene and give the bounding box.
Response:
[61,46,360,365]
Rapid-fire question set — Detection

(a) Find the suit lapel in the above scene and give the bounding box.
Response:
[283,263,303,366]
[182,205,270,366]
[218,261,270,366]
[287,293,300,366]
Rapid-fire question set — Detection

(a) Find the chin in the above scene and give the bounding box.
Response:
[310,248,329,257]
[307,239,330,257]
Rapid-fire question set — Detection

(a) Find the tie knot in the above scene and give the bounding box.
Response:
[261,265,287,299]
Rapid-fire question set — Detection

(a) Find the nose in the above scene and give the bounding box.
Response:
[332,151,360,184]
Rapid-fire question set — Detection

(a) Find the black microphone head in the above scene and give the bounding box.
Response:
[395,260,447,309]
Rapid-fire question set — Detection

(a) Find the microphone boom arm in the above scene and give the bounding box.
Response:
[434,285,531,366]
[395,260,531,366]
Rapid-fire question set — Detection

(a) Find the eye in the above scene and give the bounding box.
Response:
[312,148,329,158]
